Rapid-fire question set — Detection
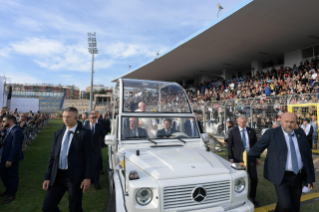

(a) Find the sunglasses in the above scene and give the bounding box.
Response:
[90,117,97,119]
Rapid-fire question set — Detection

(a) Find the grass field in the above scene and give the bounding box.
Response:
[0,119,109,212]
[0,120,318,211]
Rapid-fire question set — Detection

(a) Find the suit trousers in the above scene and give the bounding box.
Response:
[248,160,258,198]
[0,161,19,197]
[274,171,303,212]
[93,152,101,183]
[42,170,83,212]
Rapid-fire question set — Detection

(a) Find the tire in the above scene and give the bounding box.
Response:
[108,169,114,194]
[106,191,116,212]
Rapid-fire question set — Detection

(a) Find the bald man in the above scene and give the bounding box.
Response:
[248,113,315,212]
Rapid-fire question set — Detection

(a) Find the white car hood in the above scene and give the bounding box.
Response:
[125,146,230,180]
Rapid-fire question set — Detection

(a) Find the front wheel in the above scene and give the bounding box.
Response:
[106,190,116,212]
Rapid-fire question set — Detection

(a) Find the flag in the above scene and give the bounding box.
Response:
[243,151,247,167]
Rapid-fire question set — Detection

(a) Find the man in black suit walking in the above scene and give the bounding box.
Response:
[156,119,178,138]
[248,113,316,212]
[227,115,260,206]
[123,118,148,139]
[0,115,24,204]
[84,112,106,189]
[42,107,93,212]
[92,110,110,174]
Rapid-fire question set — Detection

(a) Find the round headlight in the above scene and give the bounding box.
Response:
[234,178,245,193]
[136,188,153,205]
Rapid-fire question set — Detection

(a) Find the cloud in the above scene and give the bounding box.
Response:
[4,37,114,72]
[10,38,64,56]
[4,70,42,84]
[103,41,169,59]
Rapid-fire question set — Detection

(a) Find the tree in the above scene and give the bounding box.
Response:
[98,88,106,94]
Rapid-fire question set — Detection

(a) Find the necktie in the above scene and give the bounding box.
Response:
[92,124,95,135]
[289,133,299,174]
[241,129,247,152]
[60,130,71,169]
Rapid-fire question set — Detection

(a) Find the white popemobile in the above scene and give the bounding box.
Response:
[105,79,254,212]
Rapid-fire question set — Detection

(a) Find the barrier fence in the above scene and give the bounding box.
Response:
[21,117,50,151]
[193,94,319,147]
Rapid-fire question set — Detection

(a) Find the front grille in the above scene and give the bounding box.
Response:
[163,180,231,210]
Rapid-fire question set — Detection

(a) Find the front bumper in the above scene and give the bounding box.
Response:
[189,199,254,212]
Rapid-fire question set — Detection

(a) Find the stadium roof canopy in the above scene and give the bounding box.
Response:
[114,0,319,82]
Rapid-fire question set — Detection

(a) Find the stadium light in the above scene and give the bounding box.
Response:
[217,3,223,18]
[88,32,98,111]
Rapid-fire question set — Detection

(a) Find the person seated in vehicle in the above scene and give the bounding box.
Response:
[156,118,178,138]
[183,118,201,137]
[123,117,148,139]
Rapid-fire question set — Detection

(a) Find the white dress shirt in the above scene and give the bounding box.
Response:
[238,126,250,150]
[281,128,303,172]
[59,124,78,169]
[90,122,96,132]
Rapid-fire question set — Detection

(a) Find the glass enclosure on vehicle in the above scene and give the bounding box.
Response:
[122,79,192,113]
[121,117,200,140]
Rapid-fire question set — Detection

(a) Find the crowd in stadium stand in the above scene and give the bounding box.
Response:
[185,59,319,102]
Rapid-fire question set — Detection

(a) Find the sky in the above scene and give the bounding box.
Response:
[0,0,246,91]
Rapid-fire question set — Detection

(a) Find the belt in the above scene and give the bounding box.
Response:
[285,170,301,176]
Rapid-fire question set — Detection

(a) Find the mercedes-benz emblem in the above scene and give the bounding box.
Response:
[192,187,207,202]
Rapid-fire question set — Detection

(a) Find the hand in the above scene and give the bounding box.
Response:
[80,179,91,193]
[43,180,50,191]
[229,159,234,163]
[308,182,316,190]
[5,161,12,168]
[256,158,261,166]
[239,162,246,169]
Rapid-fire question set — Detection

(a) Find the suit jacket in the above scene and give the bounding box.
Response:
[83,122,106,153]
[156,128,178,138]
[248,127,315,186]
[44,123,93,186]
[1,125,24,163]
[123,127,148,139]
[183,120,201,137]
[98,118,110,134]
[227,126,258,163]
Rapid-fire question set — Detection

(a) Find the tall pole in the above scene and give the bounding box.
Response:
[90,53,94,111]
[88,32,98,111]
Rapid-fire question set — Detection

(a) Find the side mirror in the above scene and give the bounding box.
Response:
[201,133,209,143]
[105,135,116,145]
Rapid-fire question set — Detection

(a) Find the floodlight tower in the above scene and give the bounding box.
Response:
[217,3,223,18]
[88,32,98,111]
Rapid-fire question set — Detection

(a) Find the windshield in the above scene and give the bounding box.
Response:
[123,79,191,113]
[121,117,200,140]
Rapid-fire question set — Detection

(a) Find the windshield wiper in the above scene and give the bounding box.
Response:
[177,138,187,144]
[147,138,157,145]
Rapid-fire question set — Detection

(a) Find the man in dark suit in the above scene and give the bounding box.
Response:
[227,115,260,206]
[0,115,24,204]
[156,119,178,138]
[92,110,110,174]
[123,117,148,139]
[42,107,93,212]
[84,112,106,189]
[82,112,89,125]
[300,118,313,150]
[183,118,201,137]
[248,113,316,212]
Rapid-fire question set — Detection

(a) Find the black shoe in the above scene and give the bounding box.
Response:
[95,183,101,189]
[1,196,15,205]
[251,197,259,206]
[0,191,8,197]
[100,171,104,174]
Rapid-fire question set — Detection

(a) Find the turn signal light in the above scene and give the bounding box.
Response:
[129,170,140,180]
